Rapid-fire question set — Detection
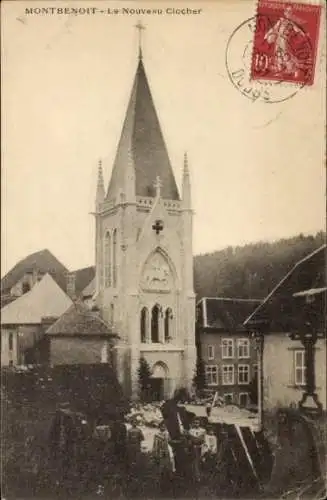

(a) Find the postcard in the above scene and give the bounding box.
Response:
[1,1,326,499]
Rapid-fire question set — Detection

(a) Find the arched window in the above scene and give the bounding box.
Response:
[140,307,149,343]
[104,231,111,287]
[164,308,173,342]
[112,229,117,287]
[151,305,160,343]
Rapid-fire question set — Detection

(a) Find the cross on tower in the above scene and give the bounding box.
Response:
[154,175,162,198]
[152,219,164,235]
[135,21,145,59]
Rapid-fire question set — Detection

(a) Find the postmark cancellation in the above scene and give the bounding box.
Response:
[251,0,322,86]
[225,0,323,104]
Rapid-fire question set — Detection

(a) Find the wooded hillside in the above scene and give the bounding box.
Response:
[194,232,326,300]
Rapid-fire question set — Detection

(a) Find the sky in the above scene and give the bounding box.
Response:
[1,0,326,276]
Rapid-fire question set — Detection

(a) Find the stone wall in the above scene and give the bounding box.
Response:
[49,337,108,365]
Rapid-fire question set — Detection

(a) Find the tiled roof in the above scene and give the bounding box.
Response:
[72,266,95,295]
[46,301,116,337]
[1,273,72,325]
[1,249,68,294]
[106,57,180,201]
[244,245,326,330]
[197,297,261,330]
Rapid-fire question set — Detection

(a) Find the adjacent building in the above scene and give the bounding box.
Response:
[45,301,117,366]
[1,273,72,366]
[196,297,261,406]
[1,249,68,307]
[1,250,98,367]
[1,249,96,306]
[244,245,326,412]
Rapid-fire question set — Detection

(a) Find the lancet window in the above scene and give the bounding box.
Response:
[151,304,160,343]
[164,308,173,342]
[104,231,112,287]
[140,307,149,343]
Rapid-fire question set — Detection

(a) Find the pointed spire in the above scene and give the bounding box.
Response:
[96,158,105,208]
[106,30,180,203]
[182,152,192,209]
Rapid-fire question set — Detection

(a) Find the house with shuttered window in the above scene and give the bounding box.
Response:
[244,244,326,411]
[1,273,72,366]
[196,297,261,406]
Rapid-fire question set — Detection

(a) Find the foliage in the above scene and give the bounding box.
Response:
[193,356,206,395]
[138,357,152,401]
[1,364,127,420]
[173,387,192,402]
[2,364,128,496]
[194,232,325,299]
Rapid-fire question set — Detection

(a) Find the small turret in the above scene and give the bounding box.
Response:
[182,152,192,210]
[95,159,105,210]
[124,149,136,203]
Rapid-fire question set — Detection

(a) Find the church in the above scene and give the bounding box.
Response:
[92,36,196,400]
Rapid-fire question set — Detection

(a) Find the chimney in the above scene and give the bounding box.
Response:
[22,268,33,294]
[66,272,76,299]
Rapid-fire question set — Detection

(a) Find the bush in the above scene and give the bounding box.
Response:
[1,364,128,420]
[1,364,128,497]
[138,357,152,402]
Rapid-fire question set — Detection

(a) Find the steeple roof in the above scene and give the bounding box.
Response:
[106,57,180,201]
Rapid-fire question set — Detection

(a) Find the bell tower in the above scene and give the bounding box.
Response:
[94,25,196,399]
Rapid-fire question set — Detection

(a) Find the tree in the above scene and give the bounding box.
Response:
[193,355,206,396]
[138,357,152,401]
[194,231,325,300]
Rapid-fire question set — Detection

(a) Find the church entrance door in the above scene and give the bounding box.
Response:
[149,378,164,401]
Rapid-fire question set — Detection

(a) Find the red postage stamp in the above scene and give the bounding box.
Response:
[251,1,322,85]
